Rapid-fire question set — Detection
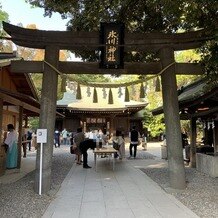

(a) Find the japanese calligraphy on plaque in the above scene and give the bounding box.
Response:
[99,23,124,69]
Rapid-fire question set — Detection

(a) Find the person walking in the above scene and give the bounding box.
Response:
[27,130,32,151]
[54,129,61,148]
[61,128,68,145]
[129,126,140,159]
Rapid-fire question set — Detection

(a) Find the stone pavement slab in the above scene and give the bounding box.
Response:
[42,149,199,218]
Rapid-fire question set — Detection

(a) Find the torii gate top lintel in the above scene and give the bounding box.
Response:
[3,21,216,52]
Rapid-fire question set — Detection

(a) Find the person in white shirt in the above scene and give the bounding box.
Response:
[61,128,68,145]
[2,124,18,169]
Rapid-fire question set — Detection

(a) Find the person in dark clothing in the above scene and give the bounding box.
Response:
[79,139,96,168]
[181,132,188,148]
[129,126,140,158]
[27,130,32,151]
[54,130,60,148]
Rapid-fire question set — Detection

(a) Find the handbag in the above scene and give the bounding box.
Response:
[70,145,76,154]
[137,139,141,146]
[1,143,8,153]
[113,140,120,150]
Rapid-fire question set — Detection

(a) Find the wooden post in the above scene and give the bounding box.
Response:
[213,121,218,153]
[0,98,3,145]
[0,98,6,176]
[35,45,59,194]
[159,47,186,190]
[190,117,197,168]
[17,106,23,169]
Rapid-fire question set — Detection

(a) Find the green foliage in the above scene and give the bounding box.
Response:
[180,120,190,136]
[199,40,218,88]
[0,5,9,34]
[72,74,111,83]
[175,49,203,88]
[26,0,218,32]
[181,1,218,31]
[175,49,201,63]
[180,120,204,142]
[0,4,10,51]
[142,109,165,138]
[30,73,42,96]
[28,117,39,130]
[147,89,163,110]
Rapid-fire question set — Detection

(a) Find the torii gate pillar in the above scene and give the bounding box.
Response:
[34,46,59,194]
[159,47,186,189]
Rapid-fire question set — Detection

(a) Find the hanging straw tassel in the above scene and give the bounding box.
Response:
[93,87,98,103]
[124,86,130,102]
[155,76,161,92]
[139,83,145,98]
[76,83,82,99]
[108,88,113,104]
[61,75,67,92]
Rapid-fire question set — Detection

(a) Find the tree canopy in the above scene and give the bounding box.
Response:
[26,0,218,84]
[26,0,218,32]
[0,4,9,33]
[0,4,9,51]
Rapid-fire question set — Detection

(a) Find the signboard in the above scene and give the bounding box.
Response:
[36,128,47,195]
[37,129,47,143]
[99,22,124,69]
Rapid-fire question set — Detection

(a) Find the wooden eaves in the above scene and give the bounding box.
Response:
[152,79,218,119]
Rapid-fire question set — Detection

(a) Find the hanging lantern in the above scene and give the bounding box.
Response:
[61,75,67,92]
[155,76,161,92]
[124,87,130,102]
[139,83,145,98]
[93,87,98,103]
[108,88,113,104]
[76,83,82,99]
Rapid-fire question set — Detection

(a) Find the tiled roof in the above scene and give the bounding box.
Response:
[178,79,207,103]
[152,78,218,116]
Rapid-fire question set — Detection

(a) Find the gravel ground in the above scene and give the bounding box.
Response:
[0,146,74,218]
[141,165,218,218]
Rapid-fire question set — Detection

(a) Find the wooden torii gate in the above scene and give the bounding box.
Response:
[3,21,215,194]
